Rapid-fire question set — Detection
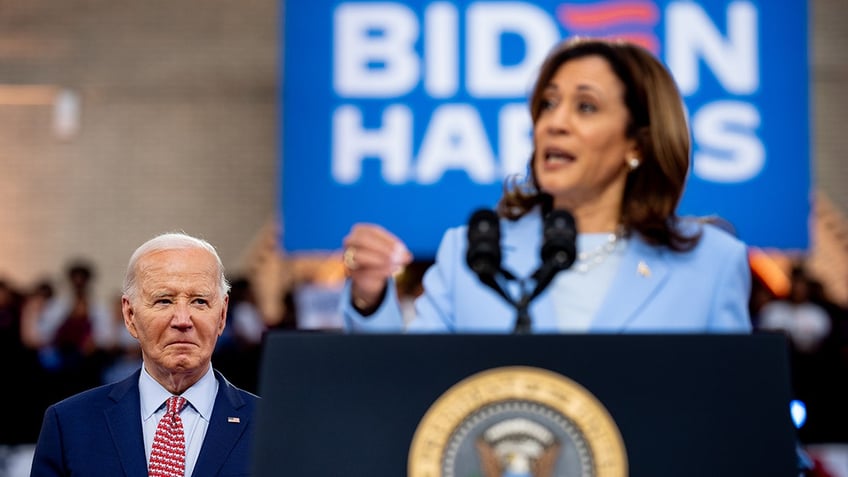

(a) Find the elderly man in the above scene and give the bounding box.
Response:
[31,232,257,476]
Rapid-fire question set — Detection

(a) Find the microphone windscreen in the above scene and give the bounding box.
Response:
[541,210,577,270]
[466,209,501,276]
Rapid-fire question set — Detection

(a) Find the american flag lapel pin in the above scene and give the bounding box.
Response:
[228,417,240,423]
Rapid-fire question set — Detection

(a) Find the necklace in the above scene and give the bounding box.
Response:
[574,231,622,273]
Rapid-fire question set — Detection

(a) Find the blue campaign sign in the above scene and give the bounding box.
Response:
[281,0,810,256]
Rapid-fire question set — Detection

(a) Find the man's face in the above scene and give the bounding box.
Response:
[122,247,227,384]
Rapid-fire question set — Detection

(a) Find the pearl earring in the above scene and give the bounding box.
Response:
[626,156,640,170]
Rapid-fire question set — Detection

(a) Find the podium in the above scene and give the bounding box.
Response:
[252,332,798,476]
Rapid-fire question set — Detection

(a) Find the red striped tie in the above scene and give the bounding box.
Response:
[149,396,187,477]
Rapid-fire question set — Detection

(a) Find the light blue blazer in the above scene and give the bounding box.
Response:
[343,209,752,333]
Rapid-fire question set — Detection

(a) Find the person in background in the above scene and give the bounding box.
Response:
[758,263,848,447]
[758,264,832,354]
[19,280,54,350]
[34,261,115,400]
[38,261,114,352]
[340,37,751,334]
[227,277,267,347]
[0,279,44,444]
[31,232,257,476]
[99,291,143,385]
[213,276,266,393]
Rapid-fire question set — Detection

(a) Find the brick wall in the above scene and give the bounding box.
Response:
[0,0,278,301]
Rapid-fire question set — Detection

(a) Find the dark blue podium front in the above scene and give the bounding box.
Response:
[252,332,797,476]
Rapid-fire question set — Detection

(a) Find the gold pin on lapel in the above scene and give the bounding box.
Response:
[637,261,651,277]
[228,417,240,423]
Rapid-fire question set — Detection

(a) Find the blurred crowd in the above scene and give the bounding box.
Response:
[750,261,848,450]
[0,254,847,454]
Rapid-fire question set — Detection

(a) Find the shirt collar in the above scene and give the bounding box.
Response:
[139,364,218,422]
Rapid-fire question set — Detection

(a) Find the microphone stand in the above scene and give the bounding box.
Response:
[511,260,563,334]
[477,263,558,334]
[466,208,576,334]
[513,291,533,334]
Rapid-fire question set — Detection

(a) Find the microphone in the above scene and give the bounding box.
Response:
[541,209,577,272]
[464,208,575,334]
[514,209,577,334]
[466,209,513,305]
[530,209,577,300]
[466,209,502,278]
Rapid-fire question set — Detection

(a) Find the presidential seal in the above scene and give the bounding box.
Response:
[408,366,627,477]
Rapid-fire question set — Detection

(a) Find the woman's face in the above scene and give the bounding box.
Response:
[533,55,637,214]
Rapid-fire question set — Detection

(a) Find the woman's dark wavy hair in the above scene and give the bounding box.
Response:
[497,37,700,251]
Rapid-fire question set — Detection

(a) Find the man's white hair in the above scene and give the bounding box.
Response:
[122,232,231,301]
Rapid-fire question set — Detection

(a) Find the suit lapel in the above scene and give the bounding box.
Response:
[193,370,251,476]
[591,234,670,331]
[105,370,148,476]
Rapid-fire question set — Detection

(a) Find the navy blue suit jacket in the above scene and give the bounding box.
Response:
[30,368,257,476]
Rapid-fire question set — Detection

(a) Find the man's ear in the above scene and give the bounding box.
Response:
[122,296,139,339]
[217,295,229,337]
